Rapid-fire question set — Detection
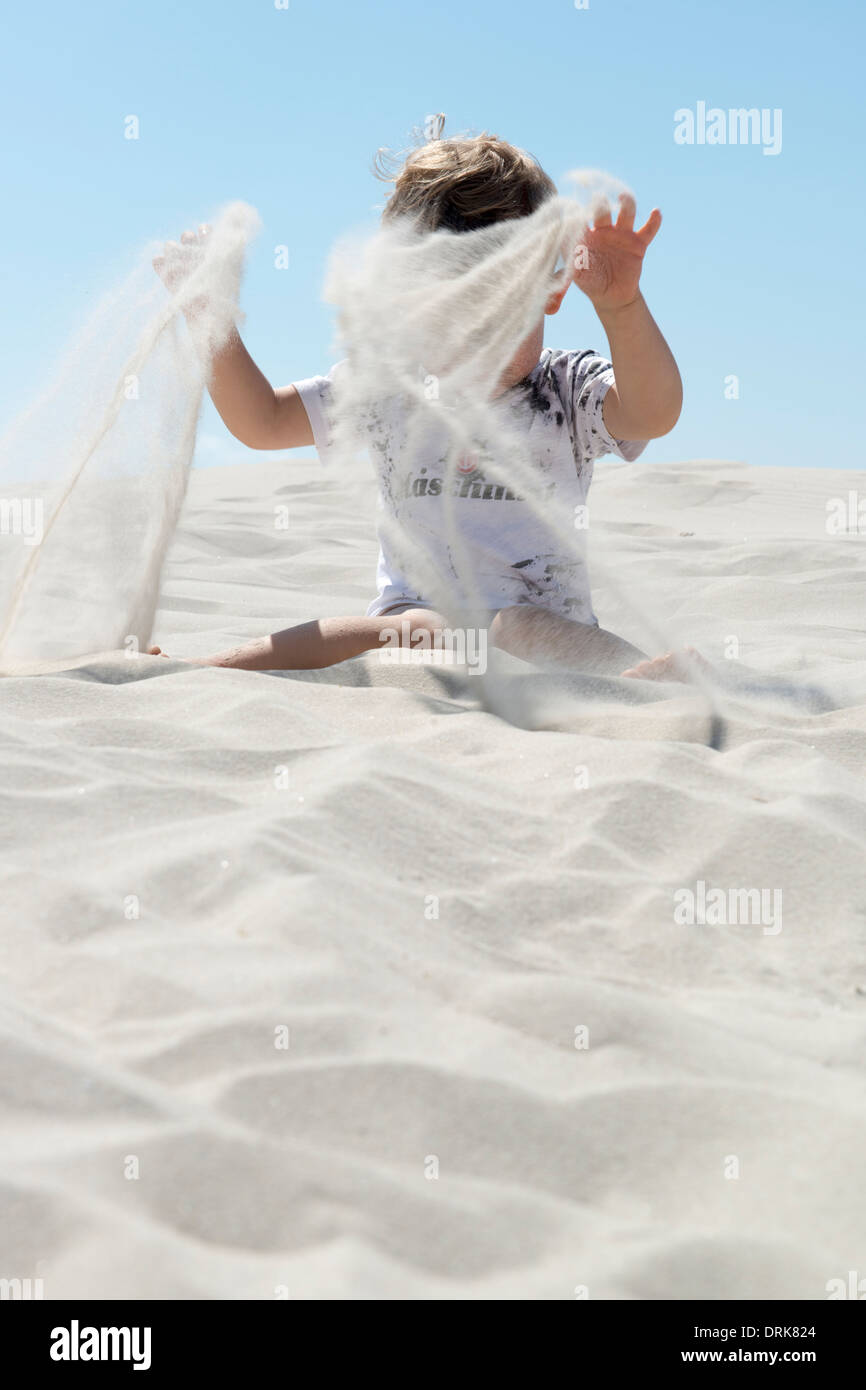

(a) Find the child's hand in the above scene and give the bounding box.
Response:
[152,225,210,295]
[572,196,661,313]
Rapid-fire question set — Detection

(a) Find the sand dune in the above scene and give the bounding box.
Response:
[1,456,865,1299]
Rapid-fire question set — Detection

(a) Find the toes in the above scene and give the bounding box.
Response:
[621,654,675,681]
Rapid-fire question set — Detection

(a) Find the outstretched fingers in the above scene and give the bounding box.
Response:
[591,196,661,246]
[615,193,636,232]
[636,207,662,245]
[590,194,613,228]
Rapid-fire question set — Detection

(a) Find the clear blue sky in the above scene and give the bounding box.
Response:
[1,0,862,470]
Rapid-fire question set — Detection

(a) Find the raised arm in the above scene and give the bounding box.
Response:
[571,196,682,441]
[154,226,313,451]
[205,328,313,450]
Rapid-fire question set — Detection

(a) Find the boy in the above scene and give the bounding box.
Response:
[153,128,682,677]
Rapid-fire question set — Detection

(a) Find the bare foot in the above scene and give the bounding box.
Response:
[147,646,214,667]
[621,647,708,682]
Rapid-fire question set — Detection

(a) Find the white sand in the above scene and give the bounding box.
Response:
[2,455,865,1300]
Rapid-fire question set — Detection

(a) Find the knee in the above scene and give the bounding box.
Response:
[402,608,446,644]
[376,608,446,648]
[488,605,542,652]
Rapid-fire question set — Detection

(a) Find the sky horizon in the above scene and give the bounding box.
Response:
[1,0,863,472]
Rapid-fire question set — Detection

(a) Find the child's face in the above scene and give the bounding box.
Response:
[495,270,569,394]
[496,319,545,394]
[418,247,569,395]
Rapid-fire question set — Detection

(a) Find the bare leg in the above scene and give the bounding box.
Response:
[489,606,647,676]
[150,608,446,671]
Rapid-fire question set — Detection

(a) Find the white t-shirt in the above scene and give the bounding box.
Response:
[294,347,647,622]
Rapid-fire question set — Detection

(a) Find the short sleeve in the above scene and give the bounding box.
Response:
[553,349,648,464]
[292,361,347,462]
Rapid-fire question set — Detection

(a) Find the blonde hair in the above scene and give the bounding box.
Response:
[376,116,557,233]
